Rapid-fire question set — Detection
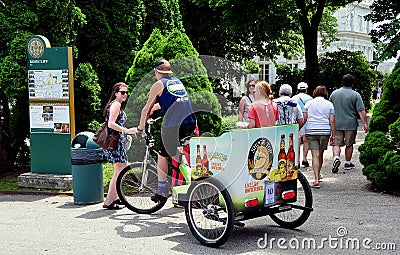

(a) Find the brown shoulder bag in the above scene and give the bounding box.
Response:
[93,123,119,151]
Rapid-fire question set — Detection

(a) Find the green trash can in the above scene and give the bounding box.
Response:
[71,132,104,205]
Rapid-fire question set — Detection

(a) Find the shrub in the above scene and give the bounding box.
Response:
[368,99,394,133]
[389,118,400,147]
[359,131,392,166]
[125,28,222,161]
[359,57,400,192]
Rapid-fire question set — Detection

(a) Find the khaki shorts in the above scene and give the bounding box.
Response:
[306,135,330,151]
[333,130,357,147]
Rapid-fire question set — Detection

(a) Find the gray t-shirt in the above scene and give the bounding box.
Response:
[329,87,365,130]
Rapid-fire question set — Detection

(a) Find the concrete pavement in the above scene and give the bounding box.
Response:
[0,121,399,255]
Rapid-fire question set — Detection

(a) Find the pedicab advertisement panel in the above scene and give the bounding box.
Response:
[189,124,299,212]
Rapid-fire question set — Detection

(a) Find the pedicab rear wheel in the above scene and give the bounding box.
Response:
[269,170,313,229]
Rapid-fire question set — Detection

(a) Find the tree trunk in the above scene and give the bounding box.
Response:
[296,0,326,93]
[0,91,13,173]
[303,29,320,93]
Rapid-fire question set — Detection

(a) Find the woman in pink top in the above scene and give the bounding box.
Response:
[247,81,279,128]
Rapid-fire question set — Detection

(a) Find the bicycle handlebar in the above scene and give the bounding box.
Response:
[147,117,162,125]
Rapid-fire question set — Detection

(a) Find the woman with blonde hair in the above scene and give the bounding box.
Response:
[247,81,279,128]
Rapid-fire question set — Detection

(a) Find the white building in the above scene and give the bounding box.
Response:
[240,0,377,95]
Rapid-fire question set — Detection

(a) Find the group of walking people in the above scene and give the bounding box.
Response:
[238,74,368,188]
[98,58,369,209]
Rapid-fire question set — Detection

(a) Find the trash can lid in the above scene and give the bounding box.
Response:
[71,132,102,149]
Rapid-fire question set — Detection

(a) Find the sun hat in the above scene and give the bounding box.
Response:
[297,82,308,90]
[154,59,173,74]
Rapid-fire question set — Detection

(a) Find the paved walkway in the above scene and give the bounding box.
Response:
[0,120,399,255]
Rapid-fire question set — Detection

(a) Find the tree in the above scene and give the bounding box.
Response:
[181,0,303,61]
[74,63,102,133]
[182,0,358,91]
[75,0,184,106]
[359,59,400,192]
[365,0,400,61]
[125,29,222,160]
[0,1,85,172]
[318,50,376,111]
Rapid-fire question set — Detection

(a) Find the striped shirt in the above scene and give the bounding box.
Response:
[303,97,335,135]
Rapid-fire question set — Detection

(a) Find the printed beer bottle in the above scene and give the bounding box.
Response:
[191,144,203,179]
[277,134,287,180]
[287,133,295,178]
[202,145,210,176]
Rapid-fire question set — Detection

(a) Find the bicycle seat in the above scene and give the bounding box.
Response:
[180,136,192,147]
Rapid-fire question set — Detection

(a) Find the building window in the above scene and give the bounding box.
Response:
[287,55,299,71]
[259,61,269,82]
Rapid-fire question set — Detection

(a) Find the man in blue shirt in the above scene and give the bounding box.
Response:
[136,59,196,201]
[329,74,368,173]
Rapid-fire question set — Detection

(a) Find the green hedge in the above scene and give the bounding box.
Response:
[359,60,400,192]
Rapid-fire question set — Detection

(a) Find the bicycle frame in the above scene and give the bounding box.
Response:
[139,117,192,193]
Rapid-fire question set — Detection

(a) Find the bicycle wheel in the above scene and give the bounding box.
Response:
[269,170,313,229]
[185,178,235,247]
[116,162,166,214]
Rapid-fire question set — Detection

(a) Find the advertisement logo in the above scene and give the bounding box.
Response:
[248,137,273,180]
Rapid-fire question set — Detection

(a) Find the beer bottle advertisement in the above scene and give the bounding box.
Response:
[287,132,296,177]
[187,124,299,212]
[191,144,203,179]
[277,134,287,180]
[202,145,212,176]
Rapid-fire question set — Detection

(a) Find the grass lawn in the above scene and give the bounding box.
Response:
[0,162,115,194]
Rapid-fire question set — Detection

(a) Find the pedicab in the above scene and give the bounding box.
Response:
[171,123,313,247]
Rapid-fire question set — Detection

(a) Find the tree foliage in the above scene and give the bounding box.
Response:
[0,0,85,172]
[318,50,376,111]
[359,58,400,192]
[182,0,357,91]
[125,29,221,129]
[125,28,222,160]
[74,63,102,133]
[75,0,184,105]
[365,0,400,61]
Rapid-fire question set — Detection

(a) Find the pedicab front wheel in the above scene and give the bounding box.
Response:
[185,178,235,247]
[116,162,167,214]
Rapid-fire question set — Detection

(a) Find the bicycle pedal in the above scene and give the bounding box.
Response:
[234,221,245,227]
[173,204,185,209]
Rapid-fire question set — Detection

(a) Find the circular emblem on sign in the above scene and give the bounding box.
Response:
[28,38,45,58]
[248,137,274,180]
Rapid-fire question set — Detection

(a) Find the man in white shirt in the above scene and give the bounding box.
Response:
[292,82,313,167]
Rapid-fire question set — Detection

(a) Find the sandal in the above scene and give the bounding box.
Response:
[114,199,124,205]
[103,200,124,210]
[311,183,320,189]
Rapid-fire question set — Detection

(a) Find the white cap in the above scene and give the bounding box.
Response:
[297,82,308,90]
